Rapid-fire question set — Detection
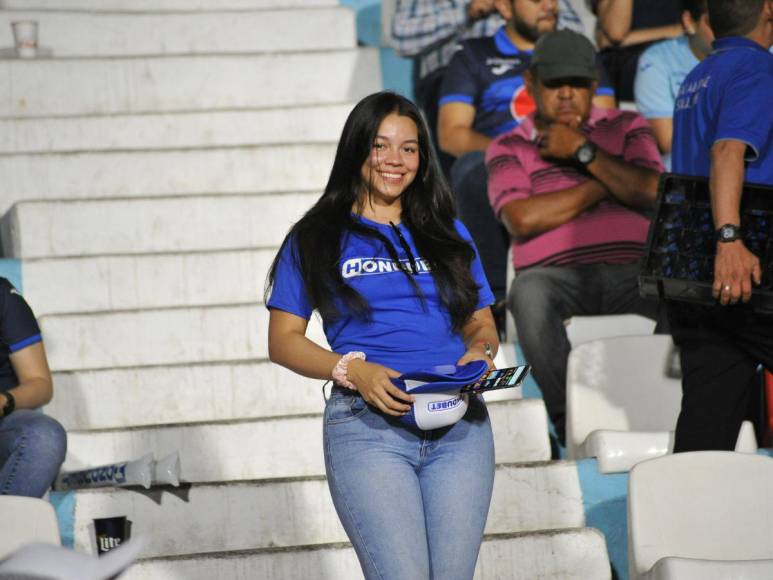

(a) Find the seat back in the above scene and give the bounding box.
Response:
[564,314,656,347]
[628,451,773,580]
[0,496,61,560]
[566,335,681,459]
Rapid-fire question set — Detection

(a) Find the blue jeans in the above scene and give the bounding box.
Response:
[450,151,509,302]
[0,410,67,497]
[324,387,495,580]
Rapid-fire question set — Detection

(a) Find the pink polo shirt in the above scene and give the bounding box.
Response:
[486,106,663,271]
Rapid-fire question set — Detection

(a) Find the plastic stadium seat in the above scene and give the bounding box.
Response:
[0,496,61,559]
[566,335,757,471]
[628,452,773,580]
[566,335,682,461]
[563,314,655,347]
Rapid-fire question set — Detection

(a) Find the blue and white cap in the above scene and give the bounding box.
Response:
[391,360,489,430]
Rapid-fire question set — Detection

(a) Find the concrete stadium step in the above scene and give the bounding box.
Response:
[61,399,550,483]
[22,248,278,316]
[40,304,321,372]
[58,460,579,558]
[0,8,355,57]
[0,143,330,217]
[0,49,379,118]
[0,104,352,154]
[0,0,339,9]
[122,529,610,580]
[47,352,529,431]
[3,192,318,259]
[48,360,320,431]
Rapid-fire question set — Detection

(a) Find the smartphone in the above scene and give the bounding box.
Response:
[460,364,531,394]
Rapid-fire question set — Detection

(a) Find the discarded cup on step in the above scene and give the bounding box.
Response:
[11,21,38,59]
[93,516,129,557]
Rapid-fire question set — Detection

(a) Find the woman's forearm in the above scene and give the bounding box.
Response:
[268,309,350,381]
[462,308,499,356]
[269,329,342,381]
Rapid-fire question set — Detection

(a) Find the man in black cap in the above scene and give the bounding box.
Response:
[435,0,615,335]
[486,29,664,445]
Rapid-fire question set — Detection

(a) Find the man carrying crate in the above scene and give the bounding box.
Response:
[670,0,773,451]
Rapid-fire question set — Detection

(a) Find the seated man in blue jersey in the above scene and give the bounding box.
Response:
[669,0,773,452]
[390,0,585,175]
[0,278,66,497]
[634,0,714,169]
[437,0,615,321]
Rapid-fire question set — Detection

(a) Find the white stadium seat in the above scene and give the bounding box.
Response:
[0,496,61,560]
[566,335,757,471]
[628,451,773,580]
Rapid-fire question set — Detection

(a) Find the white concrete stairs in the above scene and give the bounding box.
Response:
[0,1,612,578]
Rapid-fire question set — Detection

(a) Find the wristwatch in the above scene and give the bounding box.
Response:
[475,341,494,360]
[1,391,15,418]
[716,223,742,243]
[574,140,597,166]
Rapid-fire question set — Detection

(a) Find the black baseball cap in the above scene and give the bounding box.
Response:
[530,30,598,82]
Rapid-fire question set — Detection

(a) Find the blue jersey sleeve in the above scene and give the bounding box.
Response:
[438,41,479,107]
[715,65,773,162]
[595,57,615,99]
[454,220,496,310]
[0,278,42,353]
[265,238,314,320]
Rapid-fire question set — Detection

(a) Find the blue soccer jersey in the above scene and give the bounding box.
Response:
[672,37,773,185]
[439,27,615,139]
[267,217,495,373]
[0,277,42,392]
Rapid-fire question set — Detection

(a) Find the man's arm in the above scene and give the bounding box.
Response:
[391,0,464,57]
[645,118,673,154]
[616,24,682,47]
[438,102,492,157]
[1,342,54,415]
[538,122,661,209]
[499,180,609,237]
[487,132,609,237]
[595,0,680,47]
[595,0,633,45]
[592,94,617,109]
[586,147,660,208]
[709,139,761,305]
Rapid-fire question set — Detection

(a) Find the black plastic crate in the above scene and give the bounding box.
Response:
[639,173,773,312]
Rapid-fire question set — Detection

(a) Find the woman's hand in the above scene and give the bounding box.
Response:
[456,346,495,371]
[347,359,414,416]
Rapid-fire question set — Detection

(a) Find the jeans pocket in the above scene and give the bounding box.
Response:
[325,393,369,425]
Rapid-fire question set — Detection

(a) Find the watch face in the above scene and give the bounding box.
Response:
[576,143,595,164]
[718,224,740,241]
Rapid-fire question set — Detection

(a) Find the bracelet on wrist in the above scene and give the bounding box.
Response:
[472,341,494,359]
[332,351,366,390]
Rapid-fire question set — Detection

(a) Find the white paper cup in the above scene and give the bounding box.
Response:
[11,21,38,58]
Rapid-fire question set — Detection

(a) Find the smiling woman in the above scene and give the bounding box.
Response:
[263,91,500,580]
[358,112,420,220]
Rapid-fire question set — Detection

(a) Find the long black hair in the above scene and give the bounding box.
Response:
[265,91,479,332]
